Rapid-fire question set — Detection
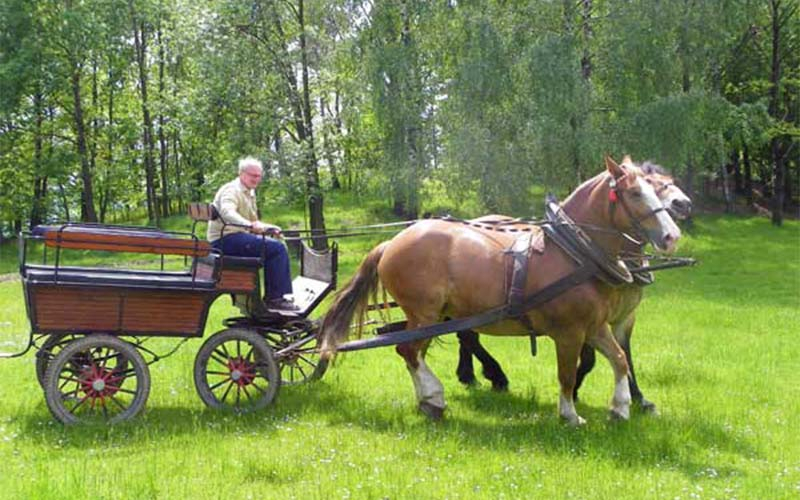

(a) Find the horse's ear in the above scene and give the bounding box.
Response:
[622,155,634,166]
[605,155,624,179]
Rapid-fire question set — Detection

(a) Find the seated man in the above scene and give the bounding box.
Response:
[207,156,298,312]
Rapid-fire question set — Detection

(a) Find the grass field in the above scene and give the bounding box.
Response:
[0,204,798,499]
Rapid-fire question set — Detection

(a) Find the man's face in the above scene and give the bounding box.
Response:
[239,165,263,190]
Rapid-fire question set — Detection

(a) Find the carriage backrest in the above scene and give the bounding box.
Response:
[301,241,338,288]
[35,224,212,258]
[188,202,218,222]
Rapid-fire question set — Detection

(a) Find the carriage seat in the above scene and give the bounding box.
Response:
[197,254,262,270]
[24,261,219,290]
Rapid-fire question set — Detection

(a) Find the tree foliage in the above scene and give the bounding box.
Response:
[0,0,797,233]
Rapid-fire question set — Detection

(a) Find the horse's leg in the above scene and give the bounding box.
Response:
[554,334,586,426]
[456,330,478,386]
[396,334,445,420]
[457,330,509,391]
[588,324,632,421]
[574,343,596,401]
[617,317,658,414]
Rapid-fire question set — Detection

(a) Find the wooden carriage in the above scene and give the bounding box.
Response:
[15,213,337,424]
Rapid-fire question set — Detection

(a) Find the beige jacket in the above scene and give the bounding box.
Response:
[207,178,258,242]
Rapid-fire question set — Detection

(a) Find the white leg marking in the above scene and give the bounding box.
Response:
[559,393,586,426]
[610,374,631,420]
[406,357,445,409]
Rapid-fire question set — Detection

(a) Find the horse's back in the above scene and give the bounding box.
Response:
[378,220,512,318]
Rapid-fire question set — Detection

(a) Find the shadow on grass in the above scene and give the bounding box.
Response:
[13,376,753,480]
[288,381,756,479]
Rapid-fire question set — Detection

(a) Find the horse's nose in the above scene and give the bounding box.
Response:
[660,229,680,254]
[672,199,693,218]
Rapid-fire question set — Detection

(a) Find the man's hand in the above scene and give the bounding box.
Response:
[251,221,282,238]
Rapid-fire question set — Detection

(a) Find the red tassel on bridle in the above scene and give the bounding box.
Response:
[608,178,619,203]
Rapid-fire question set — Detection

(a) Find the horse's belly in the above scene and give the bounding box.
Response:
[474,318,535,337]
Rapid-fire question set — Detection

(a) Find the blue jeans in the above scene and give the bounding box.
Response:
[211,232,292,300]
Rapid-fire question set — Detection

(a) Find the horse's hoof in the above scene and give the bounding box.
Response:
[491,381,509,392]
[609,407,630,421]
[458,376,478,387]
[638,399,659,415]
[419,402,445,421]
[561,414,587,426]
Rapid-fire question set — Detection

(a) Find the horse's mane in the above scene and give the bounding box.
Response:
[637,161,670,176]
[562,169,615,207]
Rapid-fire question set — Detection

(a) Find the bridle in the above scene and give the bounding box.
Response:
[608,174,669,242]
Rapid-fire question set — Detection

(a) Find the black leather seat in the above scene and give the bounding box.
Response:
[24,263,218,290]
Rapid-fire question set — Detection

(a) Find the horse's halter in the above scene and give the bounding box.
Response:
[608,174,668,242]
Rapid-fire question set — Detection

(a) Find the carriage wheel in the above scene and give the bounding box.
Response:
[276,331,329,386]
[43,335,150,425]
[37,333,131,391]
[35,333,79,389]
[193,328,280,413]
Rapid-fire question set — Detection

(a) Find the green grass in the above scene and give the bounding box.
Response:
[0,204,798,499]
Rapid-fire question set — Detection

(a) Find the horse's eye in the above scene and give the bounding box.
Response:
[630,191,642,198]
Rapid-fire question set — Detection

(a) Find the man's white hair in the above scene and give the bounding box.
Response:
[238,156,263,174]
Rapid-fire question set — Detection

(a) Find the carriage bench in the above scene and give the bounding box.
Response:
[21,223,221,337]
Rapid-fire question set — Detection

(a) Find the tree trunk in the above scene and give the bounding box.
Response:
[720,161,733,213]
[733,149,743,194]
[30,91,47,228]
[71,61,98,222]
[101,56,115,223]
[91,58,102,221]
[768,0,785,226]
[743,145,753,203]
[157,14,169,218]
[130,3,160,226]
[320,96,340,190]
[58,182,71,221]
[298,0,327,249]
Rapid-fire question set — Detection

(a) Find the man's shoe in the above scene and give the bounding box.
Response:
[266,297,300,312]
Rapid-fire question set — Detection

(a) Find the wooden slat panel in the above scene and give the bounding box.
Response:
[31,286,208,335]
[34,288,120,331]
[217,269,257,292]
[122,292,206,333]
[40,227,210,257]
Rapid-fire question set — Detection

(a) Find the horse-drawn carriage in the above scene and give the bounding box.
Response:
[2,157,694,426]
[8,205,337,424]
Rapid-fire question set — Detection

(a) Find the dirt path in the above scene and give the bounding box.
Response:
[0,273,19,283]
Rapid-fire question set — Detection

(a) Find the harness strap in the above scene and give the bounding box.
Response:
[505,233,540,355]
[336,263,597,353]
[506,233,534,310]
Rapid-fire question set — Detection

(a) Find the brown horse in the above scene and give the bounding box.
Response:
[320,157,681,425]
[456,163,692,414]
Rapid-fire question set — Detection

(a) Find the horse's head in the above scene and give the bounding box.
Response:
[605,156,681,254]
[640,162,693,220]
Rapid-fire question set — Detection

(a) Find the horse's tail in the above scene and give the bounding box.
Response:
[319,241,388,359]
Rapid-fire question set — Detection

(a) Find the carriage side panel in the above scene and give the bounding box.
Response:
[28,284,212,337]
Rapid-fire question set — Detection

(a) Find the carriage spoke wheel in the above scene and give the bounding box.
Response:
[43,335,150,425]
[194,328,280,413]
[36,333,79,389]
[277,332,328,386]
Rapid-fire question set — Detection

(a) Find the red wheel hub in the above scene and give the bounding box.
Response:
[227,357,256,387]
[79,363,123,405]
